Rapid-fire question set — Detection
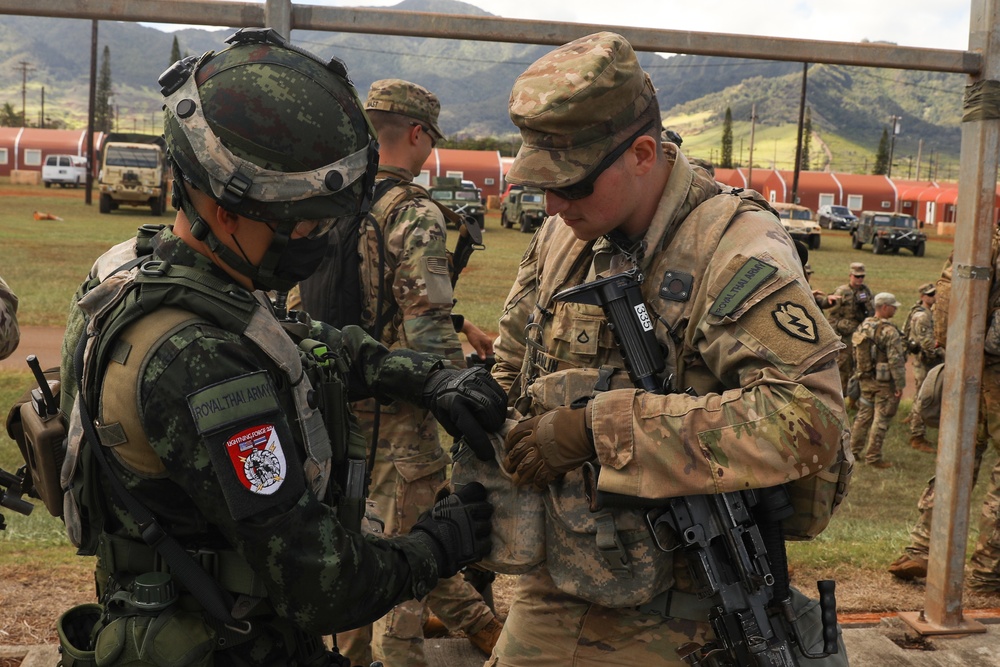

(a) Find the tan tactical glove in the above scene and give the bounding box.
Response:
[502,406,594,489]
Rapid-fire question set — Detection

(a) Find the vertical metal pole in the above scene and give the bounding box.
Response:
[747,103,756,189]
[85,19,97,205]
[791,63,808,204]
[887,115,898,178]
[265,0,291,39]
[899,0,1000,636]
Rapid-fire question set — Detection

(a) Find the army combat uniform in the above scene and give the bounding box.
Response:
[827,281,874,393]
[331,161,495,665]
[849,316,906,465]
[0,275,19,360]
[60,227,451,665]
[904,299,942,441]
[490,144,849,664]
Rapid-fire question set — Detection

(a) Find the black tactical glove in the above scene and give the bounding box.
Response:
[411,482,493,579]
[422,366,506,460]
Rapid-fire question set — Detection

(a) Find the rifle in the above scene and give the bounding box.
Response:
[0,466,33,531]
[449,206,485,288]
[553,271,839,666]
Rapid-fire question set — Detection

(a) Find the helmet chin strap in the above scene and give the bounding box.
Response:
[176,177,296,292]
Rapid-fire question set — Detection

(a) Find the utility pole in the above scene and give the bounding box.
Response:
[39,87,44,129]
[887,114,901,178]
[747,102,757,188]
[791,62,808,204]
[85,20,97,205]
[16,60,34,127]
[915,138,924,180]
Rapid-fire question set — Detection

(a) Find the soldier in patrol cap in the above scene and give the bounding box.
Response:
[310,77,502,666]
[827,261,875,398]
[849,292,906,468]
[55,32,506,667]
[904,282,943,453]
[486,31,850,664]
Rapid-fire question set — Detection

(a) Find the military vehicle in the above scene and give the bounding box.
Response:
[500,187,546,233]
[98,141,169,216]
[427,176,485,229]
[851,211,926,256]
[772,202,822,250]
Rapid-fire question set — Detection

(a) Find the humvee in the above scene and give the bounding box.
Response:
[772,202,822,250]
[851,211,926,256]
[428,177,485,229]
[500,188,546,233]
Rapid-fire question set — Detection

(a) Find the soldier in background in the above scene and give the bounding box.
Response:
[0,275,19,360]
[302,79,501,666]
[905,282,943,453]
[850,292,906,468]
[827,262,875,399]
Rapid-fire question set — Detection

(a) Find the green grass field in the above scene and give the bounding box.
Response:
[0,182,993,612]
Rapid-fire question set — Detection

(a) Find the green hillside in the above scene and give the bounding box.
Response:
[0,1,966,172]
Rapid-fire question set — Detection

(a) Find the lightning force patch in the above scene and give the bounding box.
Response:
[772,302,818,343]
[225,424,287,495]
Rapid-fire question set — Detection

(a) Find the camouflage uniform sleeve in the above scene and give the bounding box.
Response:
[387,201,464,367]
[492,232,541,394]
[912,309,937,358]
[590,211,848,499]
[139,323,440,634]
[0,275,20,360]
[881,325,907,389]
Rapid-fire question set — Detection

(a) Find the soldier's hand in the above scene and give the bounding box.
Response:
[411,482,493,579]
[423,366,506,460]
[503,406,594,489]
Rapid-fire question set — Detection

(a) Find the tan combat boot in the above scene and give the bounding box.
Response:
[467,617,503,656]
[888,554,928,580]
[909,436,935,453]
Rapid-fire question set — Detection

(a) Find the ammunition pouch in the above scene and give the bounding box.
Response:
[875,361,891,383]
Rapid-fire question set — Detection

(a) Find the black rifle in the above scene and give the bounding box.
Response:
[554,271,839,666]
[0,466,33,531]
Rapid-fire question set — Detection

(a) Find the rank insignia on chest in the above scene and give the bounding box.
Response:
[225,424,287,495]
[772,302,818,343]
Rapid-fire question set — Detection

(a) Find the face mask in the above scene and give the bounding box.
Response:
[272,233,330,285]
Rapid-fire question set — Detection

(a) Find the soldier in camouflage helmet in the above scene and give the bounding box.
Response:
[307,77,501,666]
[56,30,506,667]
[904,282,943,453]
[488,32,849,664]
[827,262,875,398]
[849,292,906,468]
[0,275,19,360]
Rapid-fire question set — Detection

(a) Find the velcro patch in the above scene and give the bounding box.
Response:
[772,302,819,343]
[710,257,777,317]
[187,372,279,435]
[224,424,287,495]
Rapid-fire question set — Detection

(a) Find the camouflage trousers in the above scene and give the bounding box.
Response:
[908,355,941,439]
[905,363,1000,590]
[837,337,855,396]
[487,565,713,666]
[337,456,494,667]
[850,381,899,464]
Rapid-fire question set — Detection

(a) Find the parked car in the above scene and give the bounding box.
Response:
[772,202,822,250]
[42,154,88,188]
[500,187,546,233]
[817,204,858,230]
[428,176,485,229]
[851,211,926,255]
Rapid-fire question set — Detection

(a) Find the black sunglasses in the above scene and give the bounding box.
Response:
[544,122,655,201]
[411,122,437,149]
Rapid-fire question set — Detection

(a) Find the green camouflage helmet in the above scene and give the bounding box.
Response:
[161,28,378,226]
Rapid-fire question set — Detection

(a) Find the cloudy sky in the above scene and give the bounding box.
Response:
[143,0,974,52]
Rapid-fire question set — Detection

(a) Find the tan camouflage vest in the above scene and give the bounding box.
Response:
[851,318,887,378]
[518,189,769,608]
[62,243,333,549]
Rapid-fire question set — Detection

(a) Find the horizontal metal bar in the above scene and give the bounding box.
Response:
[0,0,980,75]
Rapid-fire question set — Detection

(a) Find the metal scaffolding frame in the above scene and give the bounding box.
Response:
[1,0,998,637]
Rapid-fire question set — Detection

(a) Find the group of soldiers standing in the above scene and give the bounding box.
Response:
[820,262,943,469]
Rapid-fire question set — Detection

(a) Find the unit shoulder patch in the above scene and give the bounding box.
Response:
[224,423,287,495]
[710,257,778,317]
[187,371,279,435]
[771,302,818,343]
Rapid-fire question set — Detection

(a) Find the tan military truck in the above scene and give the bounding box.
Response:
[98,142,169,216]
[428,176,486,229]
[500,187,546,233]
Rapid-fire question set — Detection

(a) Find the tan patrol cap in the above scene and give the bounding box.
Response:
[365,78,444,140]
[506,31,657,188]
[919,282,936,296]
[874,292,902,308]
[850,262,866,276]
